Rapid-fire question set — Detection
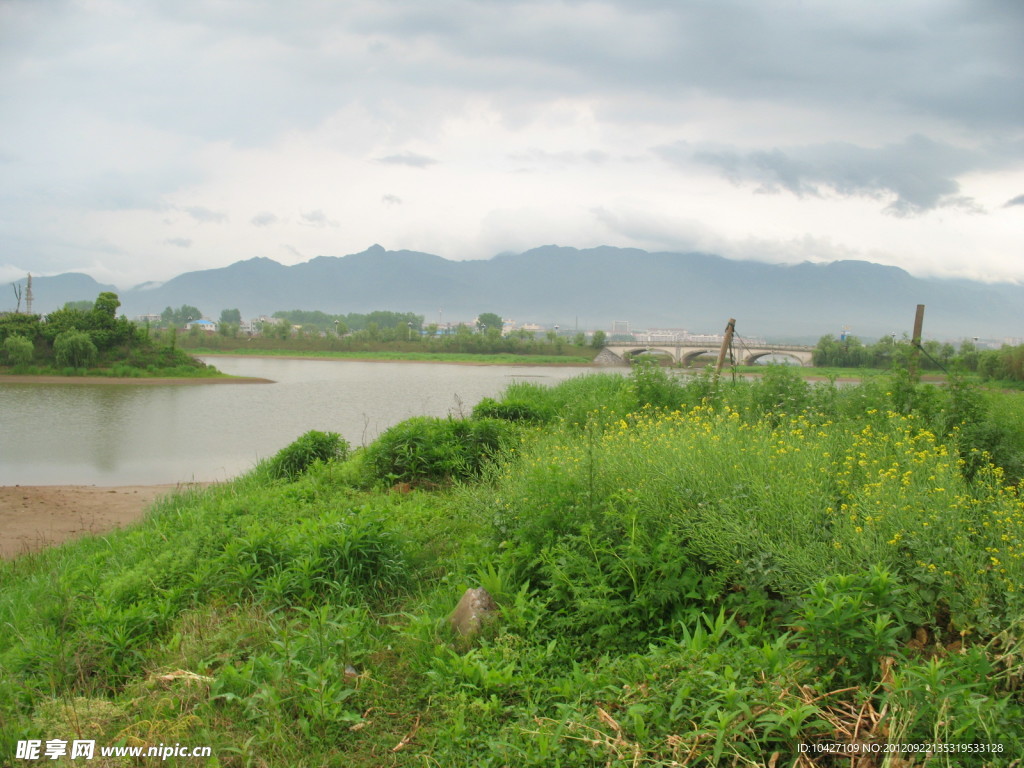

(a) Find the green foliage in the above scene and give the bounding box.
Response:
[2,334,33,366]
[3,372,1024,765]
[63,300,95,311]
[93,291,121,318]
[590,328,607,348]
[628,358,686,409]
[263,430,349,481]
[161,304,203,328]
[471,393,555,423]
[53,329,97,368]
[476,312,503,332]
[219,307,242,325]
[790,567,907,687]
[363,416,515,485]
[0,312,41,345]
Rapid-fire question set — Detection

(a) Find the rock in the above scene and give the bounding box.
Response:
[449,587,497,638]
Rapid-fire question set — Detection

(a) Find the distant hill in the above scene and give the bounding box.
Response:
[14,245,1023,342]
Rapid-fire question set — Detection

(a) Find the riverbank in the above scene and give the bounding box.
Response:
[0,484,207,558]
[0,374,273,385]
[188,349,597,365]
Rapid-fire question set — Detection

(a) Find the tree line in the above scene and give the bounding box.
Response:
[813,333,1024,382]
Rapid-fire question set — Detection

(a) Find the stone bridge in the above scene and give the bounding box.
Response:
[602,341,815,367]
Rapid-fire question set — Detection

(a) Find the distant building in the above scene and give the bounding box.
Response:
[185,319,218,332]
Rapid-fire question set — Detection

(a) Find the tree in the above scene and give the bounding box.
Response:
[220,308,242,325]
[477,313,503,333]
[54,330,97,368]
[93,292,121,319]
[3,335,34,366]
[591,330,607,349]
[162,305,203,328]
[63,300,94,312]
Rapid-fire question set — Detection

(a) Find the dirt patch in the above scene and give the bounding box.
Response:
[0,484,206,559]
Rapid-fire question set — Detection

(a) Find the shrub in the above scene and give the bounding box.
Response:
[629,358,686,410]
[472,396,554,423]
[790,567,908,688]
[2,334,34,366]
[363,416,515,485]
[53,329,97,368]
[265,430,349,481]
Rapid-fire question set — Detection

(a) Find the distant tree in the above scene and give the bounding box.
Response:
[477,313,503,333]
[63,300,94,312]
[54,330,97,368]
[161,305,203,327]
[573,332,586,347]
[958,339,979,372]
[591,330,607,349]
[220,308,242,325]
[3,335,34,366]
[0,312,41,344]
[93,292,121,319]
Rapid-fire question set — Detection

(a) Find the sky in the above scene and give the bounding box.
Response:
[1,0,1022,290]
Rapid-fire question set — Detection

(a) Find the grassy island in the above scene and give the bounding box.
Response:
[0,293,222,379]
[2,365,1024,765]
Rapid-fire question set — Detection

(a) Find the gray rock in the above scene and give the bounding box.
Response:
[449,587,497,638]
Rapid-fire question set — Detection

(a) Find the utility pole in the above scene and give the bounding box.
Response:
[25,273,32,315]
[714,318,736,378]
[910,304,925,381]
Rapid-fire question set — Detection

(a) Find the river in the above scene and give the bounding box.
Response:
[0,357,606,486]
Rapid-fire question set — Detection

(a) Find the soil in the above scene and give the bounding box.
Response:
[0,484,206,559]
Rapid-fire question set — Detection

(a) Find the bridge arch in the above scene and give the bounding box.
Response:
[741,350,810,367]
[679,348,715,367]
[623,347,676,364]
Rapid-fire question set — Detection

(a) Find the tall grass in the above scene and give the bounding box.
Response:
[2,370,1023,765]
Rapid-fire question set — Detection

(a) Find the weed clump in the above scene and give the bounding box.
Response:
[362,416,515,486]
[264,430,349,481]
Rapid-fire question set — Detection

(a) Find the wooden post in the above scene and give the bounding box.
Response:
[715,318,736,377]
[910,304,925,380]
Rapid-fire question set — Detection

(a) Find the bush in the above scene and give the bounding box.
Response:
[2,335,34,366]
[265,430,349,481]
[363,416,515,485]
[472,396,554,423]
[790,567,908,688]
[53,329,97,368]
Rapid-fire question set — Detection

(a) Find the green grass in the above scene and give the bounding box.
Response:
[2,367,1023,766]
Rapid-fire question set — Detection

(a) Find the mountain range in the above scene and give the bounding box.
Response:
[10,245,1023,343]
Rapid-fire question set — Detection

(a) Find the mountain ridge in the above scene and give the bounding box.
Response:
[10,246,1022,342]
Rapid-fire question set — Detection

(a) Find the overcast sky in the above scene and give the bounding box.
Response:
[2,0,1022,289]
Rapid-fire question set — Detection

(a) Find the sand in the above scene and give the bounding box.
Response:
[0,484,203,559]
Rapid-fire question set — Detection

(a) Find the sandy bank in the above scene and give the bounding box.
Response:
[0,484,207,559]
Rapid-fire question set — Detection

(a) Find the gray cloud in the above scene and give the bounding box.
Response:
[251,212,278,227]
[1,0,1022,286]
[663,135,994,215]
[165,237,193,248]
[300,209,338,228]
[1005,195,1024,208]
[376,152,438,168]
[184,206,227,223]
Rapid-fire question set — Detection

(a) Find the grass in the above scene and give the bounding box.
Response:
[2,366,1023,765]
[0,363,229,379]
[189,348,595,365]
